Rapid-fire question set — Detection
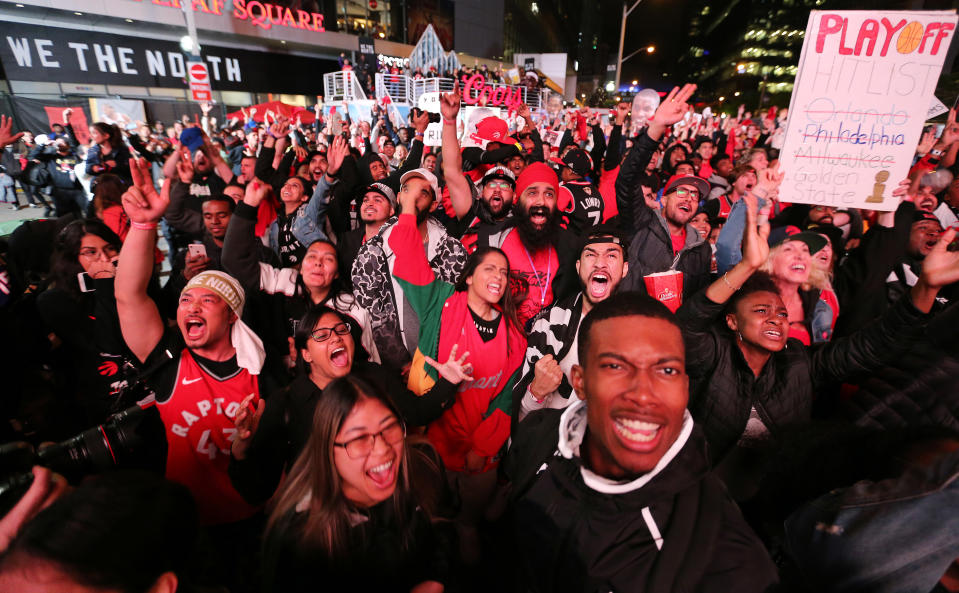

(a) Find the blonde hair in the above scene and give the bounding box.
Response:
[760,242,832,293]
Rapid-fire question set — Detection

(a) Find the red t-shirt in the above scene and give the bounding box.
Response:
[670,228,687,255]
[500,229,558,326]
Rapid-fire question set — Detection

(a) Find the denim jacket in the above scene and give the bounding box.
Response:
[267,175,334,253]
[715,197,757,275]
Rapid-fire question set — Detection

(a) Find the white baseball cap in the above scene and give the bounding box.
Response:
[399,168,439,200]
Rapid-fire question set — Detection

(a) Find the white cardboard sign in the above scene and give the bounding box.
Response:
[927,95,949,120]
[418,92,441,113]
[778,10,957,211]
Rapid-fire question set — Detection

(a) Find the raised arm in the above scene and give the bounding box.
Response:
[163,155,204,236]
[160,144,182,180]
[440,82,473,219]
[61,109,79,149]
[604,103,628,170]
[615,84,698,235]
[222,179,273,294]
[589,119,607,177]
[677,177,773,379]
[299,135,346,234]
[200,129,234,184]
[810,229,956,386]
[388,190,454,320]
[115,158,168,363]
[715,164,781,274]
[395,110,428,176]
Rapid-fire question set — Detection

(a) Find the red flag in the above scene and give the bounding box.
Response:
[44,106,89,144]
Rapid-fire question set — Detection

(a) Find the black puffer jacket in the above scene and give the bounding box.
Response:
[505,402,777,593]
[832,201,915,337]
[840,301,959,432]
[615,132,712,298]
[677,288,932,462]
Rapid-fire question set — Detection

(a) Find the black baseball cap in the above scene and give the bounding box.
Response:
[561,148,593,177]
[578,224,630,256]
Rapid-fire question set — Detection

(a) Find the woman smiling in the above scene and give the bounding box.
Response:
[261,375,453,593]
[228,306,463,506]
[389,178,527,564]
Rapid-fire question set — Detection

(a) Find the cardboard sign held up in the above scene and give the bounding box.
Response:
[778,10,957,211]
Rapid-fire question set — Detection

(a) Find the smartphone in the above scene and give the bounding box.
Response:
[188,243,207,259]
[77,272,95,293]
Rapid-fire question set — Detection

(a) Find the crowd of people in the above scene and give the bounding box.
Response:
[0,67,958,593]
[338,52,546,98]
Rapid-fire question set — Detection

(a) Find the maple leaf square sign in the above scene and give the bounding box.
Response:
[779,10,957,211]
[188,60,213,102]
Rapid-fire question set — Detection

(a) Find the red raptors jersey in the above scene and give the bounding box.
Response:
[155,349,260,525]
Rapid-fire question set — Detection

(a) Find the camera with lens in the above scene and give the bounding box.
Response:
[0,405,166,513]
[411,107,441,124]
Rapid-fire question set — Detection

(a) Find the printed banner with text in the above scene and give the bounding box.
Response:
[779,10,957,211]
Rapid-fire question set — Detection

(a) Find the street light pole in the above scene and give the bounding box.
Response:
[614,0,644,91]
[180,1,201,57]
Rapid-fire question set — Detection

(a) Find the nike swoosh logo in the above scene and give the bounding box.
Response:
[181,377,202,385]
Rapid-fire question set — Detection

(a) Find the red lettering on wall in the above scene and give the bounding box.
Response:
[461,74,524,109]
[178,0,324,32]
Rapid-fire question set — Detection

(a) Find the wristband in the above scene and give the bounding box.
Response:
[131,221,158,230]
[930,148,944,157]
[443,118,456,125]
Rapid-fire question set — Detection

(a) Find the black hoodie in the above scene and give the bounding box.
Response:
[505,401,777,593]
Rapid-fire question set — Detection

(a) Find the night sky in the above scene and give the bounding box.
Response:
[618,0,692,90]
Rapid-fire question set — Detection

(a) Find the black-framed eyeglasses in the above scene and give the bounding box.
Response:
[334,420,406,458]
[310,322,351,342]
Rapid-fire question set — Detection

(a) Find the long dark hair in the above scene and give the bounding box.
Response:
[454,246,523,337]
[49,219,122,299]
[92,174,126,217]
[0,470,197,593]
[298,239,353,311]
[265,376,443,559]
[91,122,122,149]
[292,305,350,377]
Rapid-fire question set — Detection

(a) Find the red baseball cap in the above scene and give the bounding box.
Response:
[475,116,516,145]
[664,174,709,199]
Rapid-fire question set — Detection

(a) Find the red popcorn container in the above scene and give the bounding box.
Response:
[644,270,684,313]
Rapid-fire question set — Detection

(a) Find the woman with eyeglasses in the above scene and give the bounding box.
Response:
[36,219,133,425]
[389,184,527,564]
[261,374,453,593]
[228,306,466,506]
[222,175,381,370]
